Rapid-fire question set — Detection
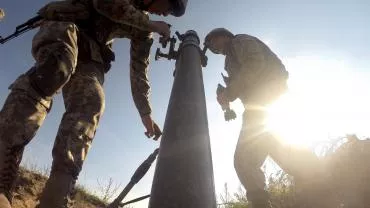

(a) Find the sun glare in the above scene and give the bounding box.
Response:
[262,56,370,148]
[265,93,328,147]
[225,56,369,149]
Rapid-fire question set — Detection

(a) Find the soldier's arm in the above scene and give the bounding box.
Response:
[130,30,154,117]
[223,36,264,101]
[93,0,150,31]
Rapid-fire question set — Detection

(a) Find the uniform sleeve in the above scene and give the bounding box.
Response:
[130,30,154,117]
[224,36,264,101]
[93,0,150,31]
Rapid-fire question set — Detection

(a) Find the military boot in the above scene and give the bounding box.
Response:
[37,169,77,208]
[0,139,23,208]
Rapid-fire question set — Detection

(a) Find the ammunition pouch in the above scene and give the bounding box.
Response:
[77,33,115,73]
[38,0,90,22]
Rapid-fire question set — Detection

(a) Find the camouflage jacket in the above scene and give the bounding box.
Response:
[88,0,153,117]
[223,34,288,103]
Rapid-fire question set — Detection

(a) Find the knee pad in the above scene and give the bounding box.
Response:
[29,47,75,98]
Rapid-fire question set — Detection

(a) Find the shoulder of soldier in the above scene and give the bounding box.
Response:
[92,0,149,21]
[92,0,144,12]
[232,34,258,44]
[228,34,259,55]
[231,34,260,48]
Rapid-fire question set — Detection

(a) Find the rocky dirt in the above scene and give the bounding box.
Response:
[12,168,105,208]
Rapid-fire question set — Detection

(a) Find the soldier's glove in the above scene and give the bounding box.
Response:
[224,108,236,121]
[216,84,236,121]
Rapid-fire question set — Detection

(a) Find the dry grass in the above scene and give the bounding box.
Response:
[12,135,370,208]
[219,135,370,208]
[12,168,105,208]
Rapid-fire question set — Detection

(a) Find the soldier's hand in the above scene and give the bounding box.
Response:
[142,115,162,141]
[148,21,170,41]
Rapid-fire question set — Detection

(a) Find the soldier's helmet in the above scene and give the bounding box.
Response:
[170,0,188,17]
[0,8,5,21]
[204,28,234,46]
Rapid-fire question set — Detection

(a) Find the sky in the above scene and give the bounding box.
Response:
[1,0,370,207]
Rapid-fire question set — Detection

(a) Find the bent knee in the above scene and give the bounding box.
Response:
[29,53,75,97]
[234,144,267,171]
[234,147,250,172]
[32,21,79,64]
[29,22,79,97]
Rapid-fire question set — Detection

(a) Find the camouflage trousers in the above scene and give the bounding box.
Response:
[234,109,329,207]
[0,21,105,207]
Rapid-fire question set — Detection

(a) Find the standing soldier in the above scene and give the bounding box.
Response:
[204,28,331,208]
[0,0,187,208]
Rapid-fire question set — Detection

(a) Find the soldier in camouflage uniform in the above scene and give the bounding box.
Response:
[0,0,188,207]
[204,28,330,208]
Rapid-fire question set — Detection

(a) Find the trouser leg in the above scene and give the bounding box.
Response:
[234,109,271,208]
[38,61,105,208]
[0,21,78,207]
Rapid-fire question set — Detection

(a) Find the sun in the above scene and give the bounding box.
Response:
[264,93,327,147]
[228,56,369,149]
[262,56,370,148]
